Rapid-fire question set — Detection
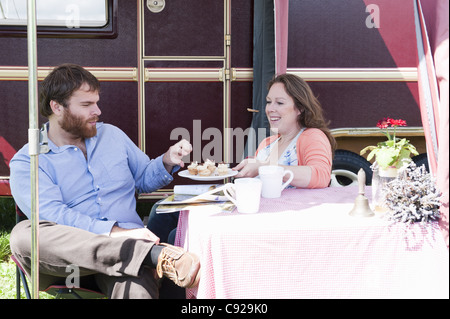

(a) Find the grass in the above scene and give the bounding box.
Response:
[0,197,19,298]
[1,197,15,265]
[0,259,54,299]
[0,231,11,262]
[0,197,48,299]
[0,197,15,227]
[0,258,26,299]
[0,197,54,299]
[0,259,21,299]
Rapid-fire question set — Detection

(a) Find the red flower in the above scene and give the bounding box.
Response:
[387,118,407,127]
[377,118,389,129]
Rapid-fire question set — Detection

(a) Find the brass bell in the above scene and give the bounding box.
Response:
[349,169,374,217]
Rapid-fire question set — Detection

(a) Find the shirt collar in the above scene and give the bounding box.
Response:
[43,122,103,154]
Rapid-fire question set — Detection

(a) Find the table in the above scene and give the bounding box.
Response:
[174,187,449,299]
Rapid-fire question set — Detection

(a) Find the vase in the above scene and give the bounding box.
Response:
[371,164,398,213]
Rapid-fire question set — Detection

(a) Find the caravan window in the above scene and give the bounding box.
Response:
[0,0,116,38]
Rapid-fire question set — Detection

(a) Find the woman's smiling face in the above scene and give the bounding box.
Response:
[265,82,301,135]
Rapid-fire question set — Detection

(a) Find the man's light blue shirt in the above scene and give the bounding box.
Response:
[10,123,176,235]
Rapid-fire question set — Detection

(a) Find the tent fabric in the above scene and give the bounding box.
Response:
[244,0,290,159]
[244,0,275,158]
[417,0,449,247]
[414,0,440,175]
[433,0,449,249]
[430,0,449,248]
[274,0,289,75]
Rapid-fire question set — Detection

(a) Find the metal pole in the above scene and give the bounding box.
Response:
[27,0,40,299]
[137,0,146,153]
[223,0,231,165]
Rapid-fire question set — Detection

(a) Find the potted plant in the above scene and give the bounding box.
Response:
[360,118,419,212]
[361,118,419,175]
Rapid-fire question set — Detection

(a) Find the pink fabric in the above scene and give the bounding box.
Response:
[419,0,449,247]
[416,0,440,175]
[274,0,289,75]
[363,0,418,104]
[432,0,449,248]
[175,188,449,299]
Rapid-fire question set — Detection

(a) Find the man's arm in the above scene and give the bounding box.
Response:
[9,151,117,235]
[109,225,160,243]
[124,132,192,193]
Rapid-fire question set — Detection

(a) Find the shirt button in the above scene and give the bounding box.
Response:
[74,148,78,151]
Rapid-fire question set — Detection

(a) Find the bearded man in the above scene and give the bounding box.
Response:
[9,64,200,299]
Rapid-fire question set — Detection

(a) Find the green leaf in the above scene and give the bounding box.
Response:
[367,149,378,161]
[406,144,419,156]
[396,138,408,148]
[375,148,398,168]
[360,145,376,156]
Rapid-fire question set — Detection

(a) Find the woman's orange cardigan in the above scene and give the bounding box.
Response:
[255,128,333,188]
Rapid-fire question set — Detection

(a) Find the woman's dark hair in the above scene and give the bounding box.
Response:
[39,63,100,118]
[267,73,337,155]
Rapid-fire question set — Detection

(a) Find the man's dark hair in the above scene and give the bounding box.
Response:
[39,64,100,118]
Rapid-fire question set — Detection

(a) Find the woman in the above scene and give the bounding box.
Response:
[233,74,336,188]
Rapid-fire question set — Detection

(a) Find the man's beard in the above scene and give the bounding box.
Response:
[60,108,99,139]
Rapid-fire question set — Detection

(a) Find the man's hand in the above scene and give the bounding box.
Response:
[163,139,192,172]
[109,225,160,244]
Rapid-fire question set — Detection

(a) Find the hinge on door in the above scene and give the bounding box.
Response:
[220,68,236,82]
[225,34,231,46]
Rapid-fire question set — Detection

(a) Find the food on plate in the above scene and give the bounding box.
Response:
[204,159,216,173]
[187,161,199,175]
[197,164,212,176]
[218,163,229,175]
[187,160,231,177]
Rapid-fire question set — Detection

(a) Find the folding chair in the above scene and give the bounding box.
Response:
[12,205,106,299]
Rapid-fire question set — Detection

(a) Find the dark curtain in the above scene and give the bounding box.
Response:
[244,0,275,158]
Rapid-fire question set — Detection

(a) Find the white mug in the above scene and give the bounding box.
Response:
[258,165,294,198]
[223,178,262,213]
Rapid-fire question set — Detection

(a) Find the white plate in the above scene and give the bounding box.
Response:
[178,169,238,181]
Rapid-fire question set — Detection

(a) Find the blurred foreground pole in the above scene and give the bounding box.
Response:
[27,0,40,299]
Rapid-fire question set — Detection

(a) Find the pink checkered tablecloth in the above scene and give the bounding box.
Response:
[174,187,449,299]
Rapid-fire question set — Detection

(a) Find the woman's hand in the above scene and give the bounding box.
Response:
[233,158,313,188]
[232,158,265,178]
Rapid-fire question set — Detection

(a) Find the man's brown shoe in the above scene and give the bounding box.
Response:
[156,244,201,288]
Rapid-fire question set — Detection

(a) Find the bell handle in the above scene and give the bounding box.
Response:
[358,169,366,195]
